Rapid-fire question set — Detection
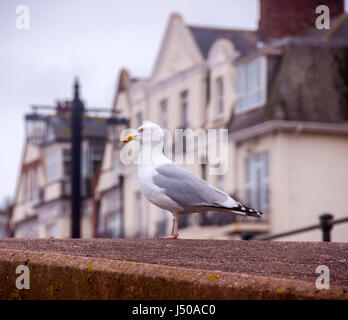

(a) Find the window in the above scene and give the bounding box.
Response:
[160,99,168,129]
[245,152,269,211]
[46,150,62,183]
[236,56,266,112]
[217,174,224,191]
[113,150,119,185]
[24,172,30,204]
[180,90,189,129]
[82,149,89,178]
[98,211,105,236]
[63,149,71,179]
[32,168,40,204]
[136,112,143,128]
[201,163,207,181]
[90,145,103,175]
[98,191,122,238]
[82,144,103,178]
[107,213,122,238]
[23,168,39,206]
[180,91,189,153]
[46,223,57,238]
[156,209,168,237]
[216,77,224,117]
[136,192,145,238]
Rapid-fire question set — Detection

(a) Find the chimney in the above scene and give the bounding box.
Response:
[258,0,344,38]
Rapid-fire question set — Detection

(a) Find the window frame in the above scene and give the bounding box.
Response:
[46,223,57,238]
[236,56,267,114]
[245,152,270,212]
[32,168,40,205]
[180,90,189,130]
[106,212,122,238]
[217,174,224,191]
[135,111,143,128]
[45,149,62,183]
[63,149,71,180]
[215,76,224,118]
[113,149,119,185]
[135,191,146,238]
[160,99,168,129]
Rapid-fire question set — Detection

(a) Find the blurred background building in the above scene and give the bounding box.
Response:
[96,0,348,241]
[9,0,348,241]
[11,101,108,238]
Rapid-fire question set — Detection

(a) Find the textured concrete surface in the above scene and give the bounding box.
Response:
[0,239,347,299]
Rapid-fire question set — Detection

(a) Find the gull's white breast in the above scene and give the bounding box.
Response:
[137,164,183,213]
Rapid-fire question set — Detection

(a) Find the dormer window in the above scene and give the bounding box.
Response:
[236,56,266,113]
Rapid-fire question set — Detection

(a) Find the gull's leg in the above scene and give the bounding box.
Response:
[156,213,179,239]
[172,213,179,238]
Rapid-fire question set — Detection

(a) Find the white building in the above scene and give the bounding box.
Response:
[11,102,108,238]
[96,9,348,242]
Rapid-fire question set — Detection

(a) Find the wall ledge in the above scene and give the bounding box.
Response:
[0,238,347,299]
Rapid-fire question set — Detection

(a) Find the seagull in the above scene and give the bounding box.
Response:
[121,122,263,239]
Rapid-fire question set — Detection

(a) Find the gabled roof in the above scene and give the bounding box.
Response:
[188,25,264,58]
[117,68,132,93]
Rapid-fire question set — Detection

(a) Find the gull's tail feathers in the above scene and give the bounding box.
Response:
[232,203,263,218]
[204,202,263,218]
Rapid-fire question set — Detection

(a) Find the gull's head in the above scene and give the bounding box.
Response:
[121,122,164,146]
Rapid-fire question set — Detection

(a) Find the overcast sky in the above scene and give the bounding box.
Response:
[0,0,347,204]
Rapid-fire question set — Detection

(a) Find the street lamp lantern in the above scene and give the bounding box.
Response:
[25,113,47,146]
[107,115,128,147]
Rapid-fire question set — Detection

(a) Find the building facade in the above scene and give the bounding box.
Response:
[11,102,108,238]
[11,0,348,241]
[96,2,348,241]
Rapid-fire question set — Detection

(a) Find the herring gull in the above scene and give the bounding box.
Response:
[121,122,263,239]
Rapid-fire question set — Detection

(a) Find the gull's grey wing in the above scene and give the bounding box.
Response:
[153,163,233,208]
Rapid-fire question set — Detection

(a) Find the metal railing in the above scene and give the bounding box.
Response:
[241,213,348,242]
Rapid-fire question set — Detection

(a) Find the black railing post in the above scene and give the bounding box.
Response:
[319,213,334,242]
[71,79,83,238]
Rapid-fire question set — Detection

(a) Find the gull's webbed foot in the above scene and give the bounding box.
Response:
[155,233,179,239]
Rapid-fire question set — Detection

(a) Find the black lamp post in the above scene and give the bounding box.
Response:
[27,80,128,239]
[71,79,84,238]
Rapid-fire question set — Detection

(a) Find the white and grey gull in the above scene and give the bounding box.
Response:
[121,122,263,239]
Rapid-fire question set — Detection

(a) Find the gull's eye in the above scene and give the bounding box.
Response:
[138,127,144,133]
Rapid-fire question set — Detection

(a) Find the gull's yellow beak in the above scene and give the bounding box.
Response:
[121,135,135,143]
